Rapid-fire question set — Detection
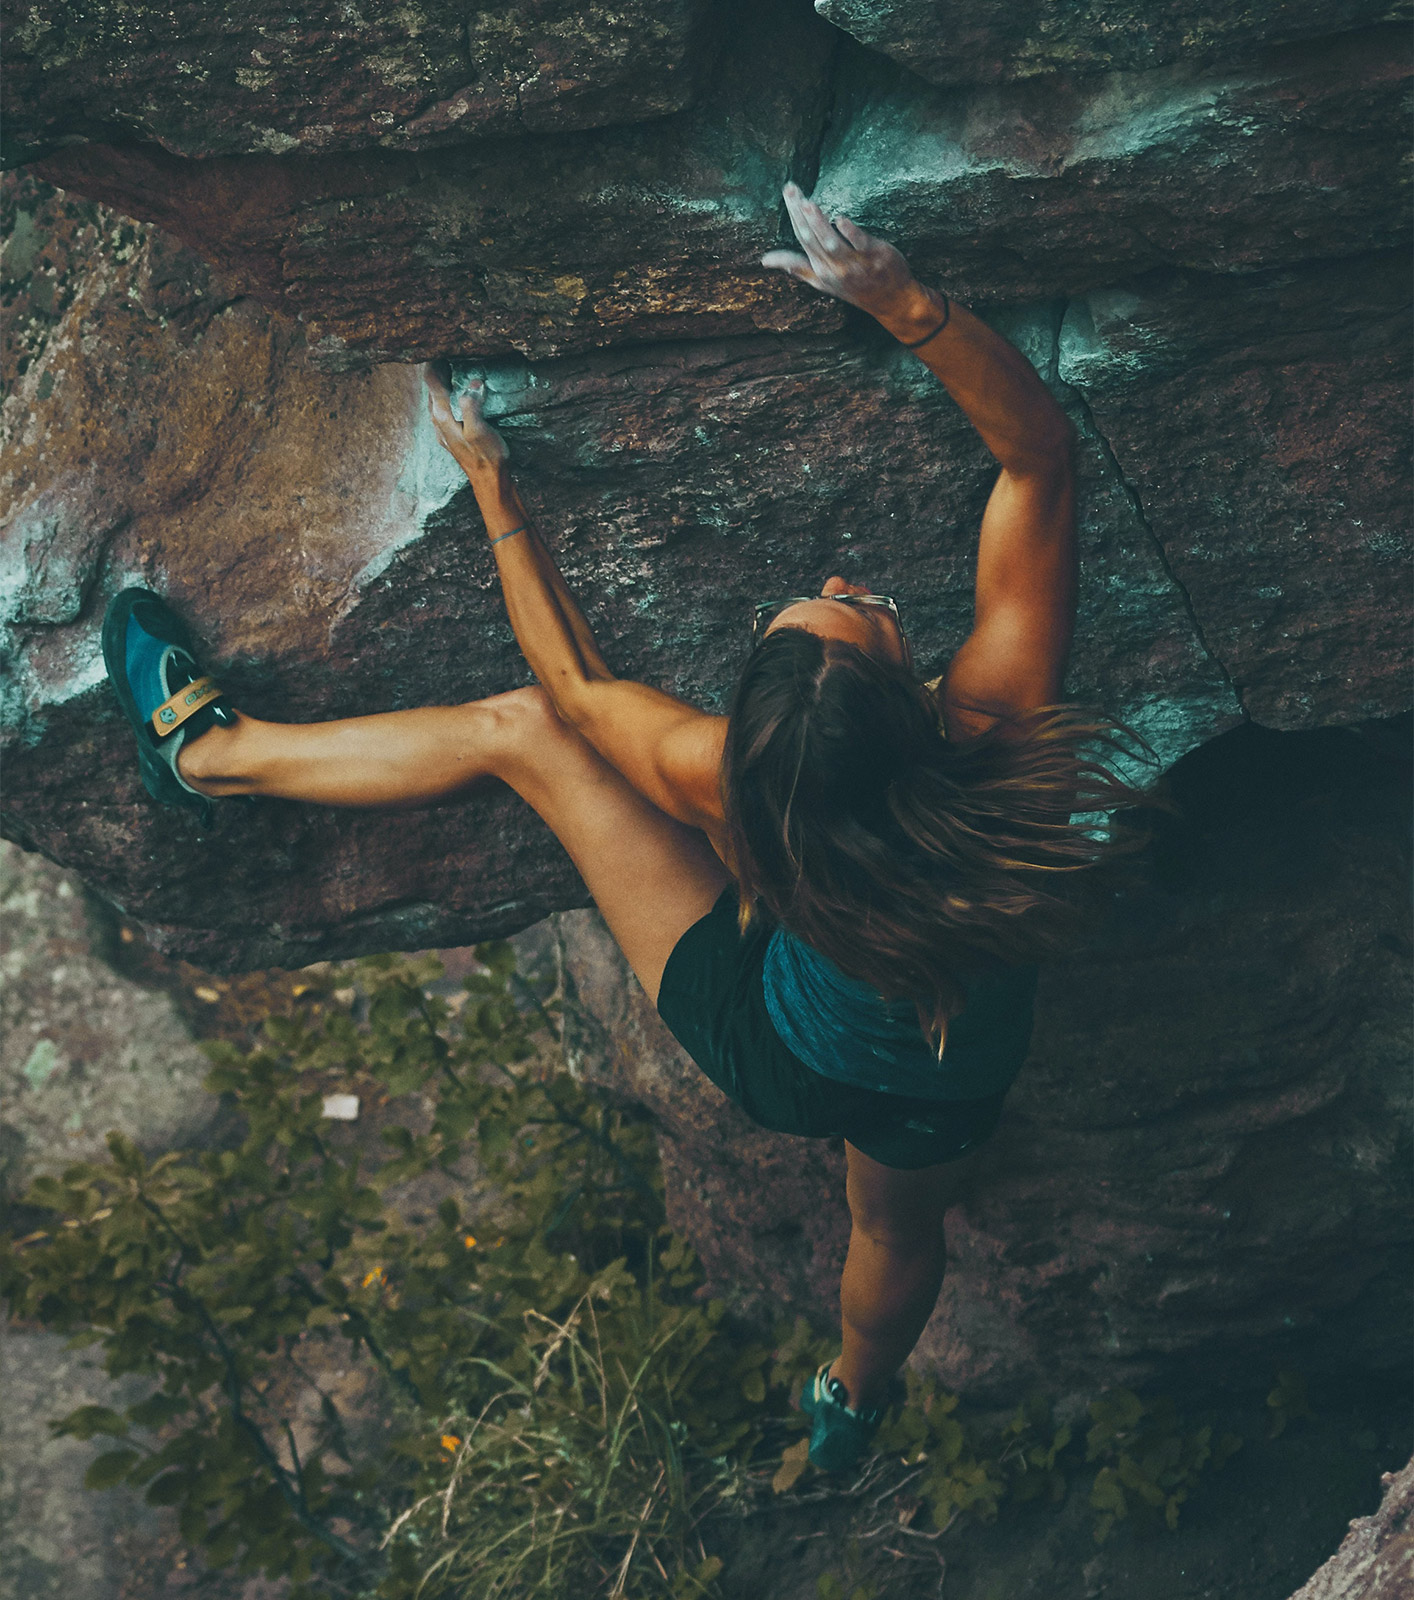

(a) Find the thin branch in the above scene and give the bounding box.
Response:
[283,1420,309,1513]
[136,1193,370,1571]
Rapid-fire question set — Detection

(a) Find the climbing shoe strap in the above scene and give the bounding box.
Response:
[150,674,224,738]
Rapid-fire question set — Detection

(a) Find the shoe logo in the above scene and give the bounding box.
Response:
[159,707,177,724]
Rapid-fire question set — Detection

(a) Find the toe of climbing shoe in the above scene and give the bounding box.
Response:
[799,1363,888,1475]
[101,587,234,822]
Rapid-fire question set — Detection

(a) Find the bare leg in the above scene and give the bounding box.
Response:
[831,1143,979,1410]
[179,701,526,809]
[179,688,729,1002]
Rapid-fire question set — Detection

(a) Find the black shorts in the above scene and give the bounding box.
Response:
[655,886,1011,1171]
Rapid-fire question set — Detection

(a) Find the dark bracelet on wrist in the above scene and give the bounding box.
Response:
[489,523,528,546]
[900,293,951,350]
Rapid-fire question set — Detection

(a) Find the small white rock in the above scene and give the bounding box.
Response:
[321,1094,360,1121]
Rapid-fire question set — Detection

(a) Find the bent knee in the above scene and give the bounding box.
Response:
[480,683,555,724]
[479,684,595,779]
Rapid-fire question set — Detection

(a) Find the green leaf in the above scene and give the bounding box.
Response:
[145,1471,190,1507]
[1090,1467,1127,1516]
[57,1405,128,1440]
[204,1525,241,1567]
[935,1416,965,1464]
[84,1449,140,1489]
[773,1438,811,1495]
[126,1393,189,1429]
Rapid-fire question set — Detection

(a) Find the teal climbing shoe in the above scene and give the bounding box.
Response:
[799,1363,889,1474]
[102,587,235,825]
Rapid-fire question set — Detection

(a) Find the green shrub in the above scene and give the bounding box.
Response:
[1085,1388,1243,1543]
[1,947,817,1598]
[2,944,1264,1596]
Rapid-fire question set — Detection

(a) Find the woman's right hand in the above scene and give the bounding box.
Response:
[425,361,510,478]
[761,183,931,327]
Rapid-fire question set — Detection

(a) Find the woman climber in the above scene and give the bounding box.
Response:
[104,182,1138,1473]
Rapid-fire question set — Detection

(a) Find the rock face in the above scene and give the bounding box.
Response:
[1286,1454,1414,1600]
[2,0,719,164]
[22,1,842,365]
[18,17,1409,365]
[559,719,1412,1401]
[0,0,1409,1436]
[816,0,1408,85]
[3,16,1408,961]
[0,839,217,1200]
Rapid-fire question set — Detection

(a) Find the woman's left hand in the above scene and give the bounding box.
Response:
[425,361,509,476]
[761,183,922,324]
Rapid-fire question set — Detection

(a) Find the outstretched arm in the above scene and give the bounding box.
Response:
[763,185,1076,740]
[424,365,727,836]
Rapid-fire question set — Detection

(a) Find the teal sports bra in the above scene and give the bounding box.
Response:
[761,927,1038,1102]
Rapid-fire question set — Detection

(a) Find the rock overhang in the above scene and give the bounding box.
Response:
[0,1,1408,968]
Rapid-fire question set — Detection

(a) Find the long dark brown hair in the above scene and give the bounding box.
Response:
[721,627,1152,1034]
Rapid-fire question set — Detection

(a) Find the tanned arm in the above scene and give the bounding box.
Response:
[763,184,1077,741]
[424,365,728,837]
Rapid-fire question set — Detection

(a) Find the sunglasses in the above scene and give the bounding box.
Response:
[750,594,911,664]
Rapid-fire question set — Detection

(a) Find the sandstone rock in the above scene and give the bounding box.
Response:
[817,0,1408,85]
[2,0,717,165]
[0,170,1266,965]
[1286,1454,1414,1600]
[1060,255,1411,727]
[21,17,1407,364]
[26,0,843,364]
[557,718,1412,1401]
[0,838,216,1200]
[811,28,1410,304]
[0,6,1408,971]
[5,142,1409,963]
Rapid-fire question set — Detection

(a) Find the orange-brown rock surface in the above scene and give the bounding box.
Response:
[0,0,1408,1499]
[3,2,1407,964]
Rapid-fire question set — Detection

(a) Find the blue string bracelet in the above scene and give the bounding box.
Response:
[900,293,951,349]
[489,523,528,545]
